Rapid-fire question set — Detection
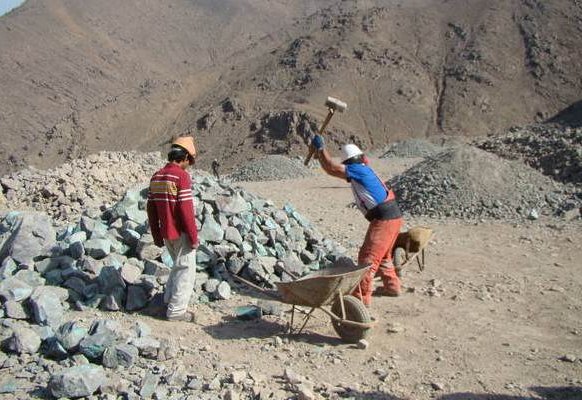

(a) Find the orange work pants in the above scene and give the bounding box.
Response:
[352,217,403,306]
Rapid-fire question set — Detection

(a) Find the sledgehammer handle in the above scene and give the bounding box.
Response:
[304,108,335,166]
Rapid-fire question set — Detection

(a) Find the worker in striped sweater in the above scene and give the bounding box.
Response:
[147,136,199,322]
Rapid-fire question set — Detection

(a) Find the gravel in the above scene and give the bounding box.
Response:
[0,152,210,223]
[228,155,315,182]
[379,138,445,159]
[475,124,582,185]
[389,145,580,220]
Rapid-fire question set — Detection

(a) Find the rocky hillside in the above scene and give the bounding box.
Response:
[0,0,336,174]
[1,0,581,175]
[476,123,582,186]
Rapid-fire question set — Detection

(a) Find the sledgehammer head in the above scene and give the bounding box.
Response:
[325,96,347,113]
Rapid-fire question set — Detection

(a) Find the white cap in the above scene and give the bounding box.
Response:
[341,144,363,163]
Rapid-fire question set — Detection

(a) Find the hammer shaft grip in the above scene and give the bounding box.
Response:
[304,109,335,166]
[304,147,316,166]
[318,109,335,135]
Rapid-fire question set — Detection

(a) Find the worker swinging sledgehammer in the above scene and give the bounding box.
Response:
[308,97,404,307]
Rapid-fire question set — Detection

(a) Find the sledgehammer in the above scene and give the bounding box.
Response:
[304,96,347,166]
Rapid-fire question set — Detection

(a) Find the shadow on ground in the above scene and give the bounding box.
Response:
[202,313,344,346]
[342,386,582,400]
[547,100,582,127]
[202,316,284,340]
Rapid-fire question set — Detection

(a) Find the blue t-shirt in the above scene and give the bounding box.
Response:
[345,163,388,215]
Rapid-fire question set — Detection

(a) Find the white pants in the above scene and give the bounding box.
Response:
[163,233,197,318]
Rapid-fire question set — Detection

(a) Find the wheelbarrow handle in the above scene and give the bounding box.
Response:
[230,274,279,298]
[276,264,299,281]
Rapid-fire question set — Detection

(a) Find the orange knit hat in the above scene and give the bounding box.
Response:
[172,136,197,158]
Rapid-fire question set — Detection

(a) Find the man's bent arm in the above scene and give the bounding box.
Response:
[315,148,346,179]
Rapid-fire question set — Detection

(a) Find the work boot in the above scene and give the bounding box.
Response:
[374,286,400,297]
[375,267,401,297]
[166,311,195,323]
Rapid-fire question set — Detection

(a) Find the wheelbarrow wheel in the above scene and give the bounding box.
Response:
[392,247,406,276]
[331,295,371,343]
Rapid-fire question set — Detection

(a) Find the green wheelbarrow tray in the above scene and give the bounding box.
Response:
[232,264,376,343]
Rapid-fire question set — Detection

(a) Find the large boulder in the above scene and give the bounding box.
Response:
[3,300,29,319]
[224,226,243,246]
[5,326,41,354]
[125,285,148,311]
[199,215,224,243]
[84,238,112,259]
[0,277,32,302]
[1,212,56,267]
[102,343,139,368]
[29,286,68,328]
[136,234,163,260]
[279,253,306,277]
[48,364,106,398]
[56,321,88,352]
[78,329,119,360]
[216,193,251,215]
[0,257,17,279]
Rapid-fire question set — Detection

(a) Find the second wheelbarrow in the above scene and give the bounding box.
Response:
[392,226,434,276]
[232,264,375,343]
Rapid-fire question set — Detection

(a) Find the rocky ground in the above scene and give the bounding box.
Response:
[0,134,581,399]
[228,155,315,183]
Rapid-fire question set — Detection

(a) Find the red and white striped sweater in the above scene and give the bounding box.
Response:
[146,163,198,247]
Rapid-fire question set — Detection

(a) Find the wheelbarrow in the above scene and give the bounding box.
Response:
[232,264,375,343]
[392,226,434,276]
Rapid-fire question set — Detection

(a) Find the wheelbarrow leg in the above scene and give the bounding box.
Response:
[297,307,316,335]
[338,292,347,320]
[287,306,296,334]
[416,249,426,271]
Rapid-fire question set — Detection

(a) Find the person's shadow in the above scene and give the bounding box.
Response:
[335,386,582,400]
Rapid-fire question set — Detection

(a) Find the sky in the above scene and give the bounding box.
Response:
[0,0,26,17]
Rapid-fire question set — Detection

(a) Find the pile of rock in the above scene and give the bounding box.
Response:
[476,124,582,185]
[389,145,580,220]
[379,138,444,159]
[229,155,315,182]
[0,175,345,317]
[0,315,164,398]
[0,314,297,399]
[0,151,166,223]
[0,173,347,397]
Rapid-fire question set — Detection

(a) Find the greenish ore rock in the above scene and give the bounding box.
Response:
[48,364,106,398]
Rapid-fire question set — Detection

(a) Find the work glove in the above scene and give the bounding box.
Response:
[311,135,324,150]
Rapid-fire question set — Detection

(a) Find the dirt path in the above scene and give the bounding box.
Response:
[232,158,582,398]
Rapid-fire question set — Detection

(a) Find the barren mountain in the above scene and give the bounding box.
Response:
[0,0,336,173]
[1,0,581,174]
